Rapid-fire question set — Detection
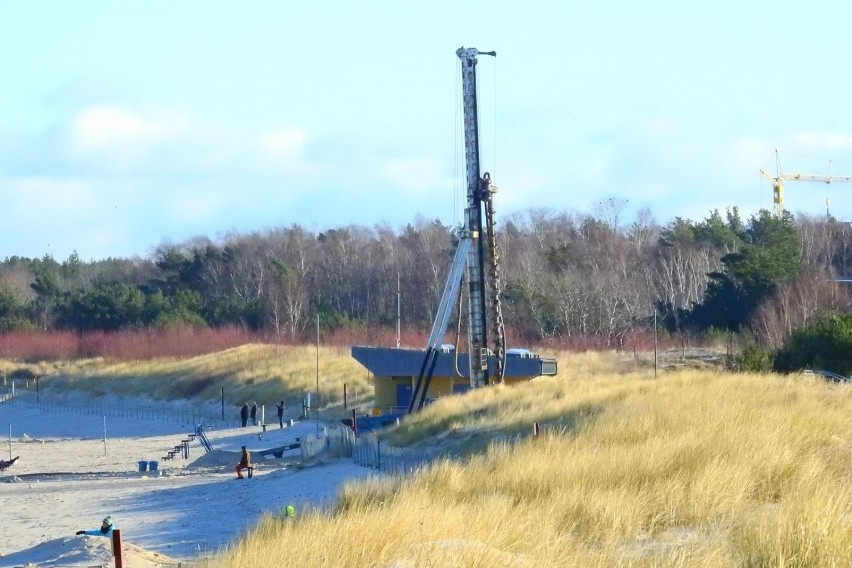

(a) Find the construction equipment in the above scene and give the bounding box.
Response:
[760,150,852,217]
[407,47,507,412]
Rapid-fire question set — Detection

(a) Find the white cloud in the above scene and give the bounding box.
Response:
[258,129,308,163]
[72,105,189,153]
[63,107,312,178]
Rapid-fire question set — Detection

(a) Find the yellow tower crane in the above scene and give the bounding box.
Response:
[760,151,852,217]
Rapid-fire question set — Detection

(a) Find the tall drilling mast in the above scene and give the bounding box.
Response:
[407,47,505,412]
[457,46,498,388]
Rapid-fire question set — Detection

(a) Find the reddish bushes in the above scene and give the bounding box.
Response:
[0,328,259,361]
[0,326,689,362]
[0,331,81,361]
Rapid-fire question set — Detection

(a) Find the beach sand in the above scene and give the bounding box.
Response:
[0,401,373,567]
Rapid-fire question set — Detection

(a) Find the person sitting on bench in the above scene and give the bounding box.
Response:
[236,446,251,479]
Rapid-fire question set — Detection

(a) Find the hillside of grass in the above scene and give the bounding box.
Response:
[0,344,372,409]
[214,352,852,567]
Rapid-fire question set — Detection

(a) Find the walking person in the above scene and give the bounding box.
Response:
[250,401,258,426]
[240,402,249,428]
[236,446,251,479]
[276,400,285,429]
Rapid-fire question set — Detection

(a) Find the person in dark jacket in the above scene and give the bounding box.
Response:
[75,516,116,537]
[250,401,258,426]
[276,400,285,428]
[0,456,19,471]
[236,446,251,479]
[240,402,249,428]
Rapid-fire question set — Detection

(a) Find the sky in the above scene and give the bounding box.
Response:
[4,1,852,261]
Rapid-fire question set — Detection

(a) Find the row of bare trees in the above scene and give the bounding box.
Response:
[1,207,851,348]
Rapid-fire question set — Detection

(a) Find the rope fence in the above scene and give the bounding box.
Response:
[0,386,236,430]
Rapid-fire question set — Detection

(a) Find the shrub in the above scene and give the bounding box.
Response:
[734,344,773,372]
[774,313,852,375]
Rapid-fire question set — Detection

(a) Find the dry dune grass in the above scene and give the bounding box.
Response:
[215,354,852,567]
[28,344,371,407]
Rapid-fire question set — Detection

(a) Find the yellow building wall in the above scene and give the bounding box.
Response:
[375,374,530,410]
[374,375,404,408]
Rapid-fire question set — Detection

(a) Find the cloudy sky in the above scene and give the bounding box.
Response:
[3,0,852,261]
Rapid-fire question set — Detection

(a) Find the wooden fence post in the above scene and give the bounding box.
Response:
[112,529,123,568]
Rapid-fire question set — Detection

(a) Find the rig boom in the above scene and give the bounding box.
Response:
[457,46,504,388]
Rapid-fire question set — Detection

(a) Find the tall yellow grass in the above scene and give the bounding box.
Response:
[25,344,372,408]
[215,354,852,567]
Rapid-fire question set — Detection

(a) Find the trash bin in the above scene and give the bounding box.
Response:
[148,460,158,471]
[137,460,148,472]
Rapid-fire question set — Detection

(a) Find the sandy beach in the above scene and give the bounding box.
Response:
[0,400,375,567]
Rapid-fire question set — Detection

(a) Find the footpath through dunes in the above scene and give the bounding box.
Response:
[0,400,378,566]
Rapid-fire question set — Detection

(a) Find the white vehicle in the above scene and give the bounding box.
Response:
[506,348,534,358]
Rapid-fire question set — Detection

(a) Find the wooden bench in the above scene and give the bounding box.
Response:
[246,466,254,479]
[255,439,301,459]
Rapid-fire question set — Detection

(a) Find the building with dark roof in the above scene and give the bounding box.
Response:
[351,345,558,411]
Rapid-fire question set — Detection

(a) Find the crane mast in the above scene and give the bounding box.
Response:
[457,46,504,389]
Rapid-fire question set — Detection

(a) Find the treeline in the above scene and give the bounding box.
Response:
[1,206,850,350]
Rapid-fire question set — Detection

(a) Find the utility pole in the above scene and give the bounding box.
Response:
[653,310,658,378]
[315,314,320,408]
[396,271,401,349]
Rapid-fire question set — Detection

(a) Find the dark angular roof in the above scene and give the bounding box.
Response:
[351,346,557,379]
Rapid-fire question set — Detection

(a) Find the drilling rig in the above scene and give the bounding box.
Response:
[407,47,506,412]
[349,48,557,422]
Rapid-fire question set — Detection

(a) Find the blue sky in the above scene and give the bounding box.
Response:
[3,1,852,261]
